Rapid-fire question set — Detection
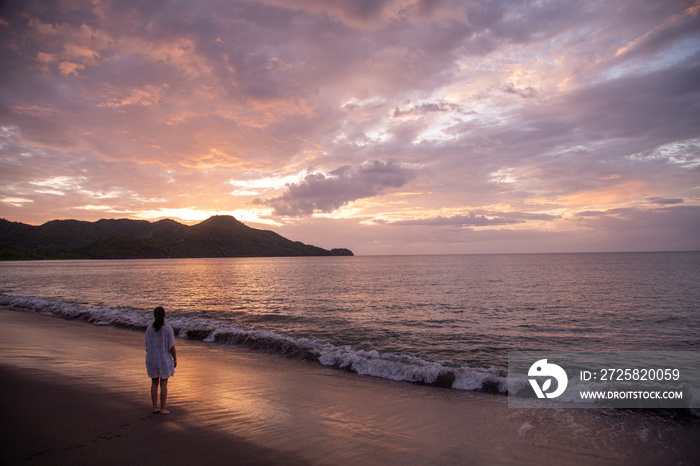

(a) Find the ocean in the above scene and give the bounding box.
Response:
[1,252,699,395]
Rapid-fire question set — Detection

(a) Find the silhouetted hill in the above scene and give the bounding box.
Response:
[0,216,353,260]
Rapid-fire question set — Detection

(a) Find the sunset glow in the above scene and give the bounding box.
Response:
[1,0,699,254]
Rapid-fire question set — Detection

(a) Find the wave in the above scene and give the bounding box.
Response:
[0,294,506,393]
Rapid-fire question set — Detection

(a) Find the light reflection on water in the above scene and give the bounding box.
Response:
[1,252,699,367]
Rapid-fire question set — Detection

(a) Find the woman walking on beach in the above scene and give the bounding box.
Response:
[145,306,177,414]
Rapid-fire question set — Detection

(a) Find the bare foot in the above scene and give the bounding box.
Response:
[152,409,161,414]
[160,409,170,415]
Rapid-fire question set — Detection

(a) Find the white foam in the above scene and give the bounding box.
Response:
[0,294,544,395]
[518,422,533,438]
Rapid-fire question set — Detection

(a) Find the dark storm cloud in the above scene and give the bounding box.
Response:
[258,160,418,216]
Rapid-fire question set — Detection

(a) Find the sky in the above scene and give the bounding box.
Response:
[1,0,699,255]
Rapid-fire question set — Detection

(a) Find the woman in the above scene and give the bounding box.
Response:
[145,306,177,414]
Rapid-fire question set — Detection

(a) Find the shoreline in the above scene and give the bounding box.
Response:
[1,306,698,464]
[0,365,301,465]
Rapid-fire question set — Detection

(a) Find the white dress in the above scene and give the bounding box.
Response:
[145,324,175,379]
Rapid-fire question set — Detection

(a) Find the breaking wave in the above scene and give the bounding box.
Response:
[0,294,507,393]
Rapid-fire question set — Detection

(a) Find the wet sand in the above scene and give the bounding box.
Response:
[1,306,698,465]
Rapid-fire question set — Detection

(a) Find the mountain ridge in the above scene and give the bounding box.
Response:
[0,215,353,260]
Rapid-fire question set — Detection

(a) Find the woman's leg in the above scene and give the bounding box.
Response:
[151,378,160,412]
[159,378,169,414]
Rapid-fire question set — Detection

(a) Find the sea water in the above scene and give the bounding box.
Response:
[1,252,699,393]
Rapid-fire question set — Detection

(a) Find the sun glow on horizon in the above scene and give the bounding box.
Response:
[134,208,280,226]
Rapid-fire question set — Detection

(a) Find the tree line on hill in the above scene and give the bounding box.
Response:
[0,215,353,260]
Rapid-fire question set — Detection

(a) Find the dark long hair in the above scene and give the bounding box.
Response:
[153,306,165,331]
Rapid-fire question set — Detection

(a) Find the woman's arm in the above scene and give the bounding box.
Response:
[170,345,177,368]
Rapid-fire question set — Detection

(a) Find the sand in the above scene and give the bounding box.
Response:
[1,306,698,465]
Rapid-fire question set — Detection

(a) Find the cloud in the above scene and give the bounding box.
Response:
[390,213,524,227]
[646,197,684,205]
[258,160,418,216]
[392,101,469,117]
[501,82,538,98]
[572,206,700,236]
[99,85,165,108]
[389,210,559,227]
[256,0,472,29]
[614,2,700,60]
[569,205,700,251]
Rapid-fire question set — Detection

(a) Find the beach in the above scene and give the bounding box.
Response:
[1,306,698,465]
